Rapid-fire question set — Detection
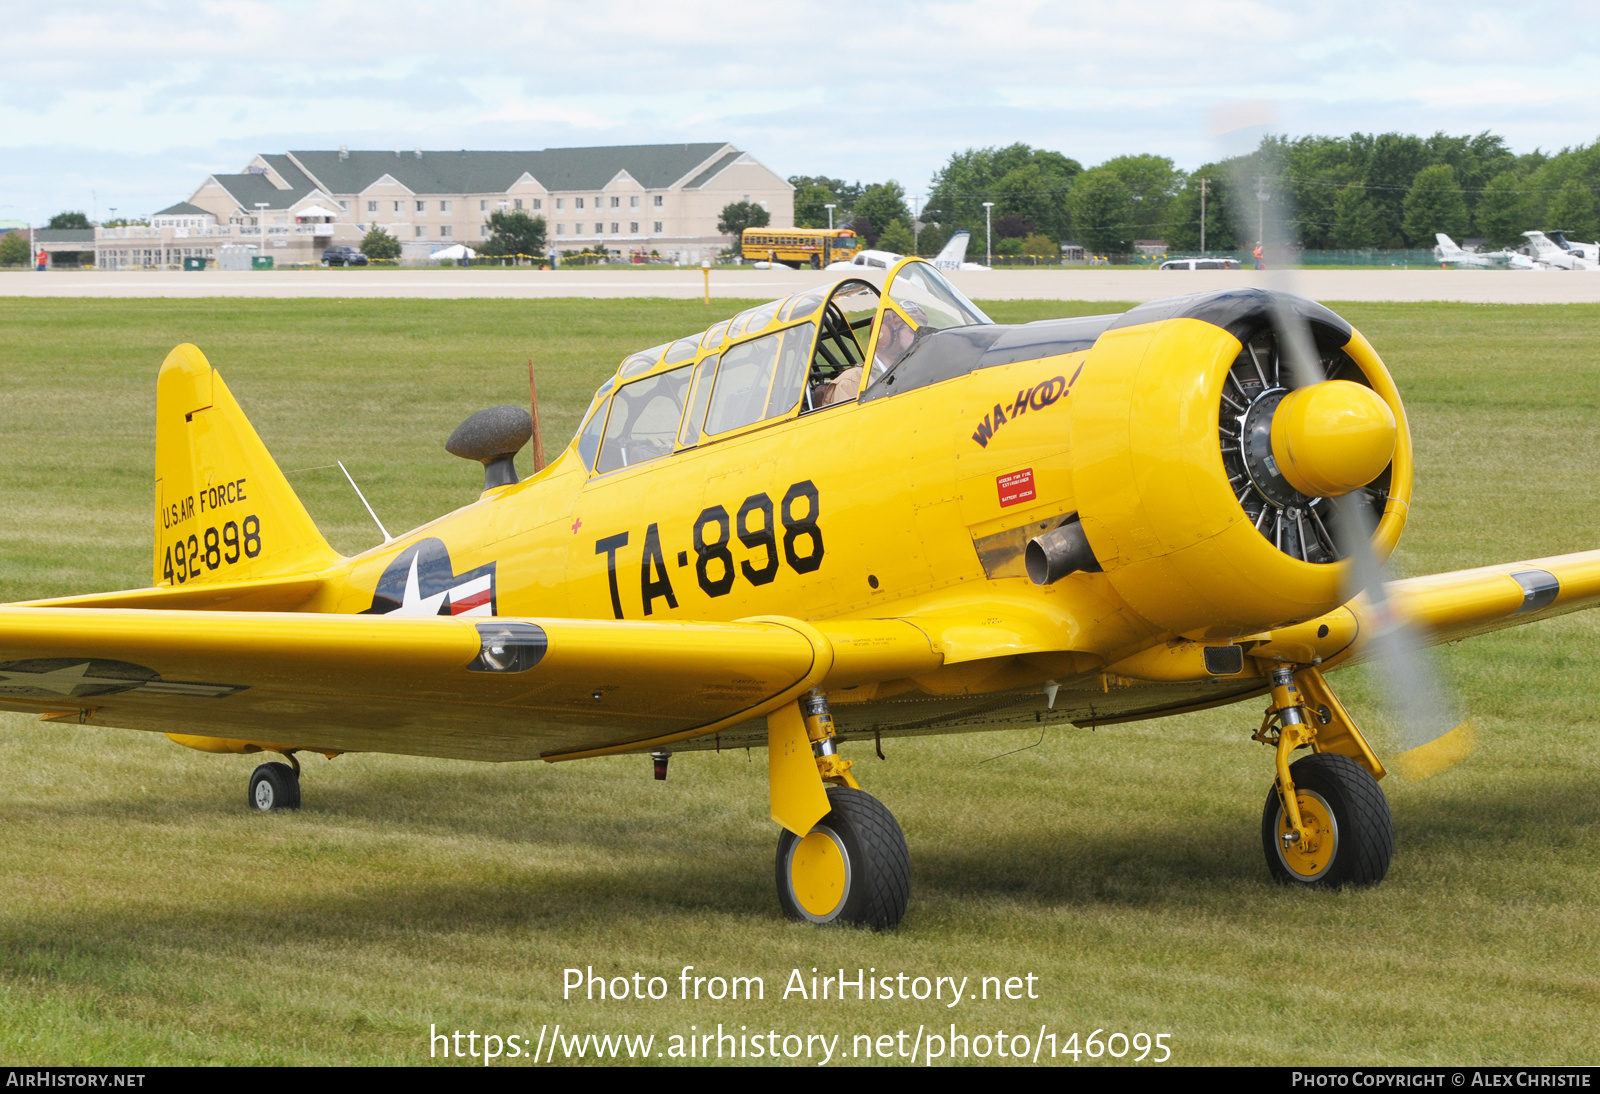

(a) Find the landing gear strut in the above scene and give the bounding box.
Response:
[1255,666,1391,887]
[769,689,910,928]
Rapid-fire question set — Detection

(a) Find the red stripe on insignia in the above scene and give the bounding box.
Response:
[450,588,492,614]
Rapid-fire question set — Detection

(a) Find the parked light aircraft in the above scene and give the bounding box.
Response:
[1547,230,1599,265]
[826,231,987,273]
[1520,230,1597,270]
[1433,234,1528,269]
[4,259,1598,929]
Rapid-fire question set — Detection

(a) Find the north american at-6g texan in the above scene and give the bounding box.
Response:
[4,259,1596,929]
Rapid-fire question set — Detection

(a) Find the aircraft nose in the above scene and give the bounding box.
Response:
[1269,380,1397,498]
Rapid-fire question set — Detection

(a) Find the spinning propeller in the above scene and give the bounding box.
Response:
[1219,132,1473,776]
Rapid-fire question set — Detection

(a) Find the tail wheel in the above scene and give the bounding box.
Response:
[249,761,301,812]
[776,786,910,929]
[1262,752,1391,887]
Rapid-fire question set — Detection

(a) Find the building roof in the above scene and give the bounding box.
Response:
[210,171,304,212]
[36,229,96,243]
[683,150,743,189]
[286,143,733,196]
[155,201,212,217]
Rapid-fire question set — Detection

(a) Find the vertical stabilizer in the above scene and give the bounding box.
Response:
[932,230,972,271]
[153,344,340,588]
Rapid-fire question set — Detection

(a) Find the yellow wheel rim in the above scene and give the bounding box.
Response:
[789,827,851,920]
[1276,789,1339,881]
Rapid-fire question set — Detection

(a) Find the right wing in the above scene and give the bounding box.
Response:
[0,607,937,762]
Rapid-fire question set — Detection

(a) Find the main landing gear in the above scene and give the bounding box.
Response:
[248,753,301,812]
[1255,666,1392,887]
[769,689,910,929]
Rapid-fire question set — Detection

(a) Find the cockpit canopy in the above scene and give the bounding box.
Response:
[572,259,992,475]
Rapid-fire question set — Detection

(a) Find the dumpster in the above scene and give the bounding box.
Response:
[182,256,208,271]
[251,256,274,270]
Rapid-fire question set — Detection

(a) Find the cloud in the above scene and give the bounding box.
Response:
[4,0,1600,219]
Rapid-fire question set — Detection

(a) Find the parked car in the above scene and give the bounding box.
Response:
[1159,257,1241,270]
[323,246,368,267]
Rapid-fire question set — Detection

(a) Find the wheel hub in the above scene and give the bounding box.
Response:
[787,826,851,922]
[1275,789,1338,880]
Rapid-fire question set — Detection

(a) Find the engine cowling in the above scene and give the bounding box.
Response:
[1068,289,1412,639]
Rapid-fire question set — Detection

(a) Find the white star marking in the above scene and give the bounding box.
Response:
[387,554,451,617]
[0,663,132,695]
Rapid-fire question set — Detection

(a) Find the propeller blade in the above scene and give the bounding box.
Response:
[1251,224,1472,776]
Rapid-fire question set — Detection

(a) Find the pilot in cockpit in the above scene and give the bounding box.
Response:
[814,302,925,407]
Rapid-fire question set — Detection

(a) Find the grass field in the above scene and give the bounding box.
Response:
[0,297,1597,1066]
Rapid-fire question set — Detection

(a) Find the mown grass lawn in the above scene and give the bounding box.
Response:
[0,297,1596,1065]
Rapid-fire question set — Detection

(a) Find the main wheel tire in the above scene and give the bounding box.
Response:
[248,762,301,812]
[1262,752,1391,888]
[776,786,910,929]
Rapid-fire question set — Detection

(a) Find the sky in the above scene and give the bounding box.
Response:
[3,0,1598,223]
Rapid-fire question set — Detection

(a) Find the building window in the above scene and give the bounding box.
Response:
[556,198,564,210]
[514,198,523,210]
[653,195,663,207]
[393,201,403,213]
[610,196,620,209]
[367,200,378,212]
[630,196,639,208]
[532,198,542,210]
[610,222,619,234]
[576,198,584,209]
[480,199,488,211]
[415,226,426,238]
[482,224,491,237]
[440,225,452,237]
[556,224,565,236]
[653,221,663,233]
[338,200,349,211]
[416,200,427,213]
[630,222,639,233]
[440,200,451,213]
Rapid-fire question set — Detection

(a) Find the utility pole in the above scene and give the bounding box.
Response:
[1199,177,1209,254]
[256,202,270,268]
[983,201,995,267]
[1254,175,1270,251]
[824,204,836,230]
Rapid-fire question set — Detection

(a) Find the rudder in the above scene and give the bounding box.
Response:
[154,344,340,588]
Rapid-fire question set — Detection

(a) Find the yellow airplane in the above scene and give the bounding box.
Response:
[3,258,1597,929]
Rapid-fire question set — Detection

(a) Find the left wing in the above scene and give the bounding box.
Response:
[0,608,936,762]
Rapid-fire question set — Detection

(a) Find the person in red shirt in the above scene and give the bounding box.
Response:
[35,249,48,271]
[1253,241,1265,270]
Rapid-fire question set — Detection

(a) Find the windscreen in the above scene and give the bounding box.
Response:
[887,262,992,330]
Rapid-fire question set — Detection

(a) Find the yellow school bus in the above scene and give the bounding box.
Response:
[741,227,861,269]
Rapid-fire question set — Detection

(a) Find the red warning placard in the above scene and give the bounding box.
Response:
[997,468,1036,507]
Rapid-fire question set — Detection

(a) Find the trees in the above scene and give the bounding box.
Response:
[716,201,769,240]
[1068,168,1133,253]
[792,182,838,229]
[852,183,912,241]
[1065,155,1180,253]
[926,144,1080,242]
[916,221,950,257]
[876,219,914,255]
[1545,179,1600,241]
[1474,170,1528,245]
[481,210,548,257]
[1021,234,1056,260]
[1402,164,1469,244]
[1331,186,1383,249]
[0,232,29,266]
[48,211,90,230]
[360,227,401,260]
